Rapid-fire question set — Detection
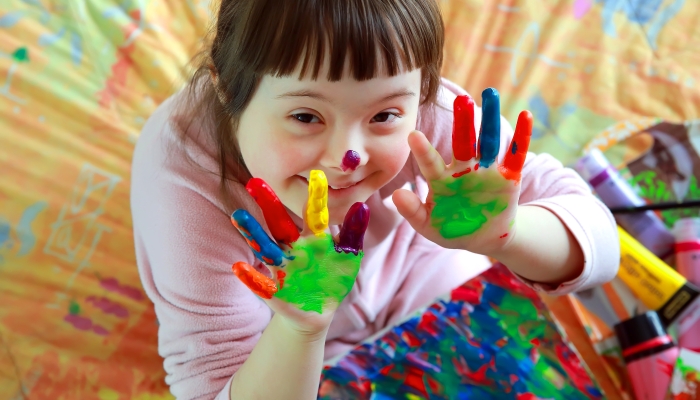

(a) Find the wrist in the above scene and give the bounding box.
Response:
[274,313,331,343]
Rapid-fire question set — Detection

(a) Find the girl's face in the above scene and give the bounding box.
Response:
[237,63,422,224]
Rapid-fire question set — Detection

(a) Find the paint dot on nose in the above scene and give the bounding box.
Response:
[341,150,360,171]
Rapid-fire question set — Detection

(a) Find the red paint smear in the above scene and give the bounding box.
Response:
[417,312,440,336]
[451,286,481,304]
[499,233,508,239]
[246,178,300,245]
[232,262,277,299]
[474,163,480,170]
[277,270,286,289]
[99,277,144,301]
[403,365,430,398]
[97,10,141,108]
[516,393,538,400]
[452,167,471,178]
[402,331,422,347]
[555,343,595,391]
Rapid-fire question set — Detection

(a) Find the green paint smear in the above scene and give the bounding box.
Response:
[431,172,509,239]
[69,300,80,315]
[274,234,362,314]
[12,47,29,63]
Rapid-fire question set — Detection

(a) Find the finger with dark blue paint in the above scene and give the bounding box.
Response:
[478,88,501,169]
[231,209,288,267]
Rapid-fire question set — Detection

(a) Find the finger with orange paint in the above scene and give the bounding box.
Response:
[499,110,533,182]
[232,262,277,299]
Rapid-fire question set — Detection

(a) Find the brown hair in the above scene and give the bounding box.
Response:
[180,0,444,209]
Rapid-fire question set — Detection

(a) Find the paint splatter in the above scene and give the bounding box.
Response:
[99,277,144,301]
[319,263,601,399]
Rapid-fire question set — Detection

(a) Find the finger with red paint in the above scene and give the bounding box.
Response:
[246,177,300,246]
[452,95,477,162]
[499,111,533,182]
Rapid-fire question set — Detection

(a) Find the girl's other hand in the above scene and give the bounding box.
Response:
[230,171,369,336]
[392,88,533,257]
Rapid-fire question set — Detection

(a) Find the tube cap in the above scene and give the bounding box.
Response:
[614,311,668,351]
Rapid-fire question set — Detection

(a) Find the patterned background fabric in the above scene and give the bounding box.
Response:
[1,0,698,398]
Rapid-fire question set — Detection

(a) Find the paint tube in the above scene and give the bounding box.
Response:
[672,218,700,352]
[617,226,700,328]
[574,148,674,258]
[614,311,679,400]
[574,278,647,328]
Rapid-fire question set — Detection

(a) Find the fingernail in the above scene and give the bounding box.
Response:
[306,170,329,236]
[246,177,299,245]
[336,202,370,255]
[232,262,277,299]
[231,209,287,266]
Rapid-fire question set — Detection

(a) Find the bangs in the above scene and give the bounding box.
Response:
[238,0,443,81]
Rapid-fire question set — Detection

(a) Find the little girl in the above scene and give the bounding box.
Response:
[130,1,620,399]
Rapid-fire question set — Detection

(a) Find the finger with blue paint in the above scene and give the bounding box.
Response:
[478,88,501,169]
[230,209,289,267]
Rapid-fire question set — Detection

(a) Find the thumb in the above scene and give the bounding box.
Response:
[392,188,431,233]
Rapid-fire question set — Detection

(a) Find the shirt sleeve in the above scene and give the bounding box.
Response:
[417,78,620,295]
[131,99,271,400]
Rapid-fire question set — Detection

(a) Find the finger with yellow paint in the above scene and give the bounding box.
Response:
[306,170,329,236]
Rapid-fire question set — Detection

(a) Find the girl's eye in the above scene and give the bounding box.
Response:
[371,112,400,123]
[292,113,320,124]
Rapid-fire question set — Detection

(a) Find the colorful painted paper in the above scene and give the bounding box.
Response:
[319,263,603,399]
[667,348,700,400]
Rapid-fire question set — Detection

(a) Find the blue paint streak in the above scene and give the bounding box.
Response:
[511,142,518,155]
[231,209,288,266]
[38,27,66,47]
[16,201,47,256]
[0,11,25,28]
[479,88,500,168]
[70,31,82,65]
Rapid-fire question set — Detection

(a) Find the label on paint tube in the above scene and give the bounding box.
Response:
[617,226,700,326]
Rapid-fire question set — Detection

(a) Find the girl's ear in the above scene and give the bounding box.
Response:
[208,63,229,105]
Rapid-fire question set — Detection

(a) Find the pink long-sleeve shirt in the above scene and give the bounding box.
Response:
[130,78,620,400]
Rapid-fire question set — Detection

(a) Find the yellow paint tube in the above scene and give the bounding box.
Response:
[617,226,700,326]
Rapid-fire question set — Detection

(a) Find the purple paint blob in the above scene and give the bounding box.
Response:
[341,150,360,172]
[92,325,110,336]
[100,277,145,301]
[64,314,93,331]
[87,295,129,318]
[336,202,370,255]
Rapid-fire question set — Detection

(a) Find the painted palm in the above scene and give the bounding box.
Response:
[230,171,370,331]
[407,88,533,257]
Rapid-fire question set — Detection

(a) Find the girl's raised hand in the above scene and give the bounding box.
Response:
[230,171,369,335]
[393,88,533,256]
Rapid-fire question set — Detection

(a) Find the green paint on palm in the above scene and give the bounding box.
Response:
[274,234,362,314]
[431,172,509,238]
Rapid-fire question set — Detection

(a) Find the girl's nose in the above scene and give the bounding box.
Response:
[320,129,368,174]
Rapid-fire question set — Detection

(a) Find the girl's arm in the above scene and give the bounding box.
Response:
[230,315,328,399]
